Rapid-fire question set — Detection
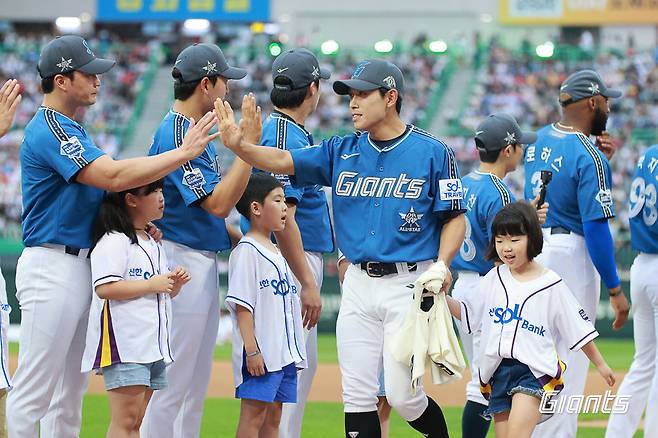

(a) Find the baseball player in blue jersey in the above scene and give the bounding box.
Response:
[7,36,219,438]
[0,77,21,438]
[451,113,542,438]
[524,69,630,438]
[250,48,334,438]
[215,59,465,438]
[605,144,658,438]
[141,43,258,438]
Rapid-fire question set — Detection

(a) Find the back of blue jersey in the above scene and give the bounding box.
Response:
[452,171,515,275]
[290,126,464,263]
[149,111,230,252]
[523,124,615,235]
[629,144,658,253]
[21,107,106,248]
[259,112,334,254]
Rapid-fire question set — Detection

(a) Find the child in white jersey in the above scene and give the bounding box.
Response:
[445,201,615,438]
[226,173,306,438]
[82,179,190,438]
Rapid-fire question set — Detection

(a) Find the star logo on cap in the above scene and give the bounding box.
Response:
[588,82,600,95]
[202,61,217,74]
[382,75,396,88]
[504,131,516,145]
[475,130,484,136]
[560,83,568,90]
[311,66,320,79]
[56,57,73,72]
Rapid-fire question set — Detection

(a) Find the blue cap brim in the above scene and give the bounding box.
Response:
[319,67,331,80]
[221,66,247,80]
[77,58,116,75]
[333,78,379,95]
[603,88,622,99]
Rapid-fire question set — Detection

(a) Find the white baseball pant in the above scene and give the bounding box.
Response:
[7,246,91,438]
[532,230,601,438]
[141,240,220,438]
[605,252,658,438]
[337,261,433,421]
[279,252,324,438]
[451,271,488,406]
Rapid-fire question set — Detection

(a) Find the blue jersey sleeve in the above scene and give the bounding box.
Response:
[152,115,220,206]
[40,110,105,183]
[577,149,615,222]
[261,118,305,203]
[290,137,338,188]
[431,142,464,213]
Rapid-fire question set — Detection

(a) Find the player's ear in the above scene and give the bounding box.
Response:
[125,192,138,208]
[250,200,261,217]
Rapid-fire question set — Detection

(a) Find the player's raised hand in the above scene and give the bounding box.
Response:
[530,194,549,225]
[214,98,242,151]
[609,287,630,330]
[246,351,265,376]
[145,222,163,243]
[148,273,175,294]
[595,132,617,160]
[180,111,220,160]
[300,284,322,329]
[170,266,191,298]
[0,79,21,138]
[239,93,262,144]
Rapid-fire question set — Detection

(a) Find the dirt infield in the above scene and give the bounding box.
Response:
[7,357,622,407]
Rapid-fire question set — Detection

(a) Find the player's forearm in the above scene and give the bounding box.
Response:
[79,149,192,192]
[446,295,462,320]
[234,141,295,175]
[581,341,606,368]
[236,305,258,353]
[201,158,252,217]
[226,223,242,248]
[582,219,621,290]
[95,280,154,300]
[437,213,466,265]
[274,210,315,289]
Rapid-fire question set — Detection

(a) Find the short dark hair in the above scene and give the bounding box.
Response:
[486,201,543,262]
[172,67,219,101]
[270,79,318,109]
[235,173,283,220]
[41,71,76,94]
[92,179,165,248]
[378,88,402,114]
[477,141,520,163]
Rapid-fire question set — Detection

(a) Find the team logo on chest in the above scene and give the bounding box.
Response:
[60,136,85,159]
[259,277,298,296]
[399,206,424,232]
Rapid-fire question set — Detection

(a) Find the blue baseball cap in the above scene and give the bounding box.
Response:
[474,113,536,152]
[174,43,247,82]
[37,35,115,79]
[272,48,330,90]
[559,69,622,105]
[333,59,405,97]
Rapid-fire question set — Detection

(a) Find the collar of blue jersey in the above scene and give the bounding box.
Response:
[39,105,82,128]
[474,169,504,182]
[169,109,191,123]
[270,110,311,137]
[551,123,582,136]
[367,124,413,153]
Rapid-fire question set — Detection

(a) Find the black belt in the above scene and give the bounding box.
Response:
[360,261,417,278]
[65,246,90,258]
[550,226,571,235]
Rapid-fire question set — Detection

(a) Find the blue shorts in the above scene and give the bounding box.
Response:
[236,362,297,403]
[482,359,543,419]
[101,360,168,391]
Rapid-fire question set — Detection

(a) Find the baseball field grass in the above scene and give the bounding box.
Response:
[63,335,638,437]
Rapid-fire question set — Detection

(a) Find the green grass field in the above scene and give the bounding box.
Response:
[9,336,638,436]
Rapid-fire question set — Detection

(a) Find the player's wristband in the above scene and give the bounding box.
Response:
[246,350,260,357]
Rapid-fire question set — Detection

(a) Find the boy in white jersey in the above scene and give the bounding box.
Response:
[446,202,615,438]
[226,173,306,438]
[82,179,190,437]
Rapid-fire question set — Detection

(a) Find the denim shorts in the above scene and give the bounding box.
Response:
[482,358,543,419]
[236,362,297,403]
[101,360,168,391]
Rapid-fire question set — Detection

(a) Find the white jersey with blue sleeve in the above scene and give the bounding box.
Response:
[523,124,615,235]
[452,171,515,275]
[82,232,173,373]
[225,237,306,387]
[20,106,106,248]
[149,111,231,252]
[629,144,658,253]
[290,126,464,263]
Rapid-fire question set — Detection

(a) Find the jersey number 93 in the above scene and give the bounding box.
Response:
[629,176,658,226]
